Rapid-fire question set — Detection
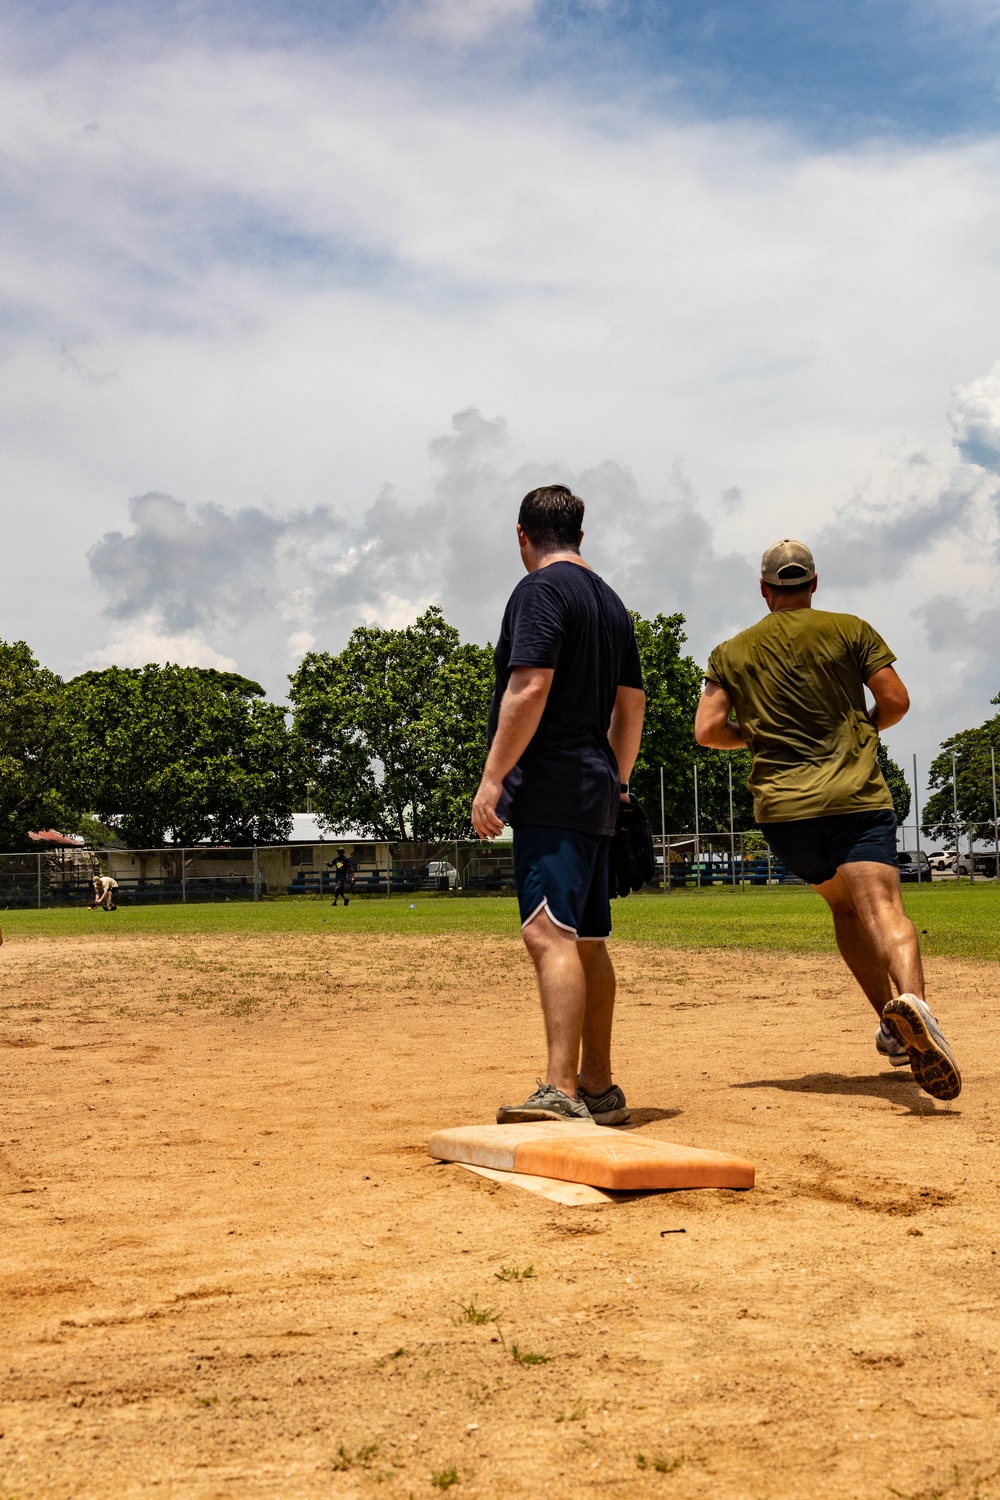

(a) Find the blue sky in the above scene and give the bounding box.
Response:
[2,0,1000,795]
[16,0,1000,139]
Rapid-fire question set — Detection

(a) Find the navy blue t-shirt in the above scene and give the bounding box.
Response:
[488,561,644,837]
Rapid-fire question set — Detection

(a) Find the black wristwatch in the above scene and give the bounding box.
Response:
[620,782,629,793]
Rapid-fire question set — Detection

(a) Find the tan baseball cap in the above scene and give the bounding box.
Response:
[760,538,816,586]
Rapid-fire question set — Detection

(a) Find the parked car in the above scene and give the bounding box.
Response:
[896,850,932,882]
[927,850,972,876]
[426,859,459,890]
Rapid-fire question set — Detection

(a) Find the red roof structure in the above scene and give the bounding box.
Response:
[28,829,85,848]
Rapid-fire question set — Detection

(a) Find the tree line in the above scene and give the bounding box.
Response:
[0,607,920,852]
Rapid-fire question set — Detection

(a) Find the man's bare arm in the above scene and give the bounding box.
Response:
[694,680,746,750]
[471,667,554,840]
[867,666,909,731]
[608,685,646,797]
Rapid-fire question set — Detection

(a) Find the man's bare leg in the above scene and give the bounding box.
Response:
[520,909,588,1096]
[813,862,924,1015]
[577,940,616,1096]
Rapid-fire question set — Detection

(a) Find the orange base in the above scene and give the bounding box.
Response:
[428,1123,754,1191]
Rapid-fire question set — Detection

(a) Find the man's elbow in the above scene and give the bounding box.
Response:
[693,716,714,747]
[882,688,910,724]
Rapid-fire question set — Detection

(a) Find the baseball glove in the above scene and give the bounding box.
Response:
[609,793,657,898]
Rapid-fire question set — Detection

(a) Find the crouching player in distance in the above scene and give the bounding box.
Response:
[89,873,119,912]
[695,538,960,1101]
[472,484,646,1126]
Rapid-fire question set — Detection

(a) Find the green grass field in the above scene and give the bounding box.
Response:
[3,883,1000,961]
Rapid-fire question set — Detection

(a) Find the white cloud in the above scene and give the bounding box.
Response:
[394,0,541,44]
[949,360,1000,476]
[1,25,1000,768]
[286,630,316,658]
[80,615,238,672]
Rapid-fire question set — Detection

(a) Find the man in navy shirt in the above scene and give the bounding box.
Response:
[472,485,645,1125]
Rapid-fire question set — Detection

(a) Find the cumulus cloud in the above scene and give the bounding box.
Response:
[81,616,237,672]
[950,361,1000,475]
[813,460,993,588]
[85,408,756,683]
[88,493,291,632]
[7,15,1000,777]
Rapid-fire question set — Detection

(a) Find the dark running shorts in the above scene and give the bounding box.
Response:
[512,825,612,939]
[758,809,898,887]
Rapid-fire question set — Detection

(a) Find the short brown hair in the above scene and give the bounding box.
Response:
[517,485,584,552]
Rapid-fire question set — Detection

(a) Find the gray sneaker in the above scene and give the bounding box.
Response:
[496,1081,593,1125]
[881,995,961,1101]
[577,1082,631,1125]
[876,1021,911,1069]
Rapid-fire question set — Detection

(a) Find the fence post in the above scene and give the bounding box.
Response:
[253,845,259,902]
[37,852,42,910]
[992,745,999,883]
[660,766,667,894]
[767,848,772,888]
[693,764,701,892]
[386,843,391,898]
[951,749,961,882]
[728,761,736,889]
[913,755,922,884]
[181,849,187,904]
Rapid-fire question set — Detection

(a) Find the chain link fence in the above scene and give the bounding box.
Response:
[3,821,998,909]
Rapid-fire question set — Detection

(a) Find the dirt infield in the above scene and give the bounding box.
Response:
[1,930,998,1500]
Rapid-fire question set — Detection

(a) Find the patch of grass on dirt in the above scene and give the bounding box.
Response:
[455,1296,498,1325]
[555,1404,586,1423]
[331,1442,380,1471]
[636,1451,685,1473]
[509,1344,549,1366]
[4,883,1000,961]
[494,1264,535,1282]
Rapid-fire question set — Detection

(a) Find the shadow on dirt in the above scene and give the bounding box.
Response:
[731,1073,960,1116]
[623,1107,683,1128]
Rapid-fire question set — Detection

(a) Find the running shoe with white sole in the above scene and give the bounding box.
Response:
[496,1080,593,1125]
[577,1082,631,1125]
[881,995,961,1101]
[875,1021,911,1068]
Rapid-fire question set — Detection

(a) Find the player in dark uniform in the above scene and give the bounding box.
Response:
[328,849,355,906]
[472,485,646,1125]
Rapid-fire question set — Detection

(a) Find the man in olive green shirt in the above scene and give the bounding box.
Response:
[695,539,960,1101]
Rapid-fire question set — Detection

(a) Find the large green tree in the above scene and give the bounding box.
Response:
[922,695,1000,841]
[0,640,82,850]
[290,606,494,841]
[877,742,911,826]
[62,665,297,846]
[629,612,754,833]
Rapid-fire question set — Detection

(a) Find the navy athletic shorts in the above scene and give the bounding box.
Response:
[758,808,898,887]
[512,825,612,939]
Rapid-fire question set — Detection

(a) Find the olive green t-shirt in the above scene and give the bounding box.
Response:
[705,609,896,824]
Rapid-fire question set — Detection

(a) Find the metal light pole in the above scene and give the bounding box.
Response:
[992,744,999,883]
[660,765,667,894]
[951,749,961,883]
[728,761,736,889]
[912,754,922,884]
[693,763,701,892]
